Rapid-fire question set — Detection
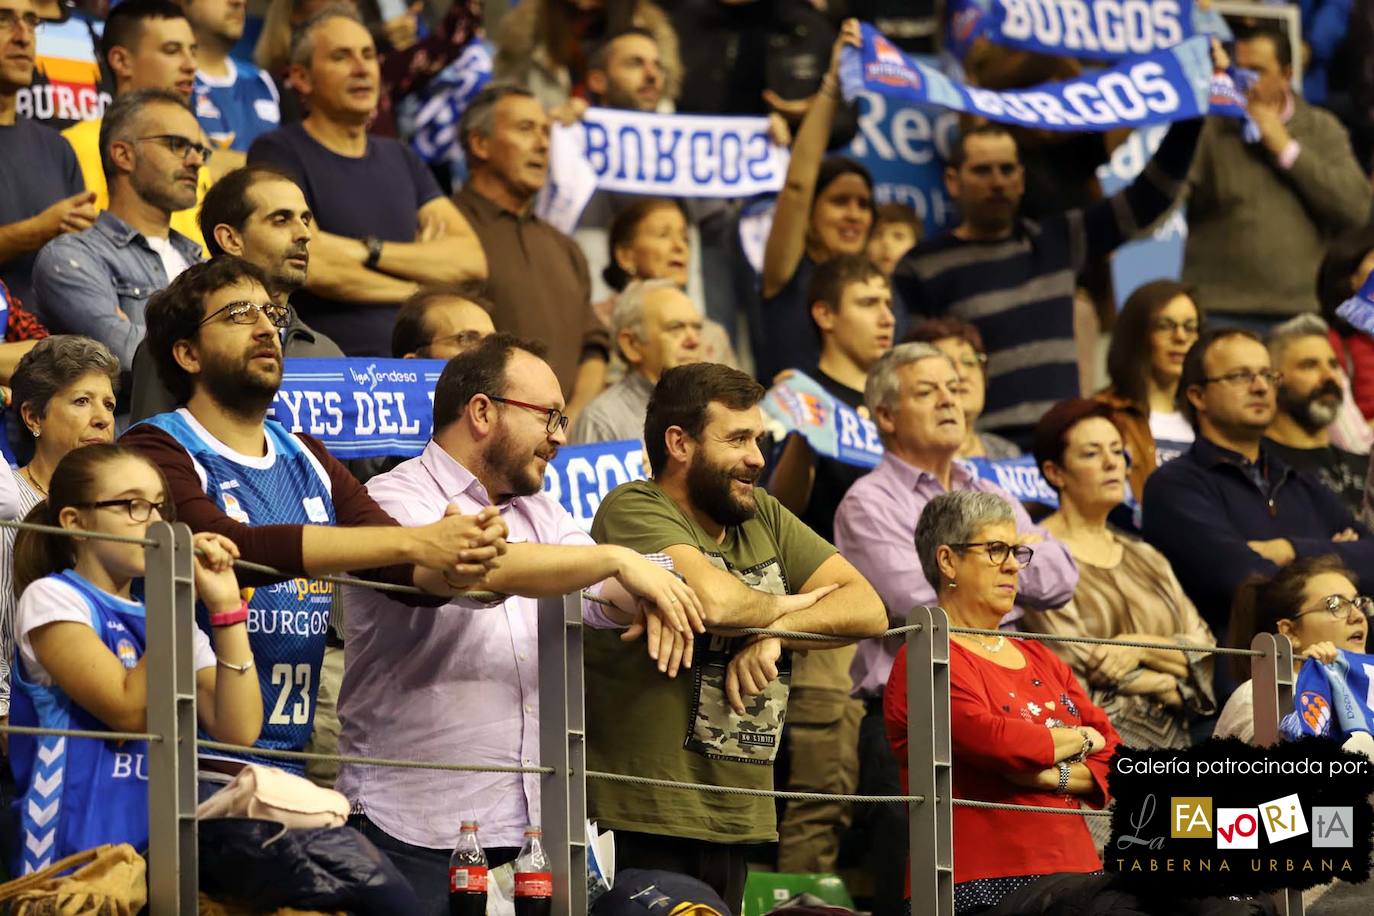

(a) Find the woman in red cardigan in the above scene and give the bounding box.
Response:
[885,491,1272,915]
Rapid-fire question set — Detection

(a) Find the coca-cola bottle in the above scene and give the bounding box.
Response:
[449,820,488,916]
[513,825,553,916]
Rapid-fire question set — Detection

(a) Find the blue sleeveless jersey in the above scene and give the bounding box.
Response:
[10,571,151,874]
[142,410,336,772]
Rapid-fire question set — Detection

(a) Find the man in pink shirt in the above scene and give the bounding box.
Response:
[335,333,703,912]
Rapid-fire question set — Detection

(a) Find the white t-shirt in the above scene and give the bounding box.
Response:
[1149,410,1195,465]
[17,575,214,686]
[145,235,191,284]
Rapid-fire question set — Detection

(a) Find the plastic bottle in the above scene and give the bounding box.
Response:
[449,820,488,916]
[513,825,553,916]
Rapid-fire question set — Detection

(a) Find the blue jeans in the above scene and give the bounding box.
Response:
[349,813,518,915]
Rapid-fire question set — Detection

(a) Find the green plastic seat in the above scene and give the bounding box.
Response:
[741,870,855,915]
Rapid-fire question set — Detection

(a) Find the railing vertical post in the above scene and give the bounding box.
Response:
[1251,633,1302,916]
[145,521,198,912]
[538,591,587,916]
[907,606,953,915]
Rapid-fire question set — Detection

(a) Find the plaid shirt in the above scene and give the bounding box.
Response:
[0,280,49,342]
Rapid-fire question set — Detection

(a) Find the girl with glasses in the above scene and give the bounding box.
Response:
[7,444,261,874]
[1095,279,1205,502]
[1218,555,1368,744]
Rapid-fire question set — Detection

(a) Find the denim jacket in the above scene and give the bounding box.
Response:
[32,210,204,370]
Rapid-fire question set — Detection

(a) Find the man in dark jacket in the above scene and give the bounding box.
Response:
[1142,328,1374,646]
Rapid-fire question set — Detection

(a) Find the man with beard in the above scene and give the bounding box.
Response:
[334,333,705,910]
[33,88,205,374]
[121,257,510,776]
[585,361,887,914]
[893,117,1202,448]
[1143,329,1374,648]
[1264,315,1370,515]
[833,343,1076,913]
[128,164,343,422]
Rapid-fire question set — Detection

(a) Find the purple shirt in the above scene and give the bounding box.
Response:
[334,441,620,849]
[834,452,1078,699]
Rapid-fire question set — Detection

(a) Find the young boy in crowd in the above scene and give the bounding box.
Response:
[865,203,921,277]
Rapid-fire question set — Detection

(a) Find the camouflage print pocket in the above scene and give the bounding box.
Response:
[683,639,791,766]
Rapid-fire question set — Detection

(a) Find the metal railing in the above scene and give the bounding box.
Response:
[0,514,1304,916]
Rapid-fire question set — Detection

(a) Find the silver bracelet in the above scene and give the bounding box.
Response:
[216,657,255,674]
[1057,761,1072,794]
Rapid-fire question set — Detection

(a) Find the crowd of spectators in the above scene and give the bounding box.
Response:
[2,0,1374,913]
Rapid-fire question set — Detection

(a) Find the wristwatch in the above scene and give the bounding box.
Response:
[363,235,384,269]
[1057,761,1072,794]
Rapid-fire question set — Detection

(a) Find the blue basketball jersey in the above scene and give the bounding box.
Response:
[142,409,336,772]
[193,59,280,153]
[10,571,151,874]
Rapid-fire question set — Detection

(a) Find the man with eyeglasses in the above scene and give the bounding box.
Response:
[1142,328,1374,661]
[390,284,495,361]
[60,0,209,248]
[121,257,511,780]
[0,0,96,310]
[832,342,1077,910]
[335,333,704,909]
[32,88,206,379]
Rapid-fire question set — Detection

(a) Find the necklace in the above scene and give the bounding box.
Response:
[965,632,1006,653]
[21,467,46,497]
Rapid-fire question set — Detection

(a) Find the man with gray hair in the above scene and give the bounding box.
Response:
[569,279,702,444]
[832,341,1077,909]
[1264,314,1369,514]
[454,85,610,419]
[247,5,485,356]
[32,88,205,372]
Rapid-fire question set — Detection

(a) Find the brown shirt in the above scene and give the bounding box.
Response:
[454,185,610,392]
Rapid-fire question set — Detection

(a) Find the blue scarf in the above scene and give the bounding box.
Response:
[841,22,1214,132]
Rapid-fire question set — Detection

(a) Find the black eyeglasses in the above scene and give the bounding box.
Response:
[0,8,42,31]
[200,300,290,329]
[136,134,213,164]
[1202,368,1283,388]
[76,498,168,523]
[1152,319,1200,336]
[951,540,1034,568]
[487,395,568,433]
[1291,595,1374,622]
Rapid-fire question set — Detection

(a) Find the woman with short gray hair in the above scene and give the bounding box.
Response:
[885,489,1128,914]
[0,336,120,725]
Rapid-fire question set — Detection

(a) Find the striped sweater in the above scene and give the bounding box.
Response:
[893,118,1202,445]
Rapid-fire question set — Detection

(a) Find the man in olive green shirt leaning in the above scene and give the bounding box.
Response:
[586,362,887,912]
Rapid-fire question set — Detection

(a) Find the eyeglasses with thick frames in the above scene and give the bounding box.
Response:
[0,8,42,32]
[1290,595,1374,622]
[137,134,213,164]
[951,540,1034,568]
[200,301,290,329]
[76,498,168,523]
[487,395,569,433]
[1202,368,1283,388]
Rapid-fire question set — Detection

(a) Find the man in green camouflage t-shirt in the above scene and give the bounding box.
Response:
[586,362,887,913]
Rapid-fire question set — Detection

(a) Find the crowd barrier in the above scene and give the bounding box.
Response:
[0,517,1304,916]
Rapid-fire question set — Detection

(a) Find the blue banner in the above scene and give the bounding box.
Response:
[411,38,493,165]
[1337,272,1374,336]
[268,358,442,458]
[541,439,648,531]
[840,22,1212,132]
[946,0,1193,61]
[846,66,961,235]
